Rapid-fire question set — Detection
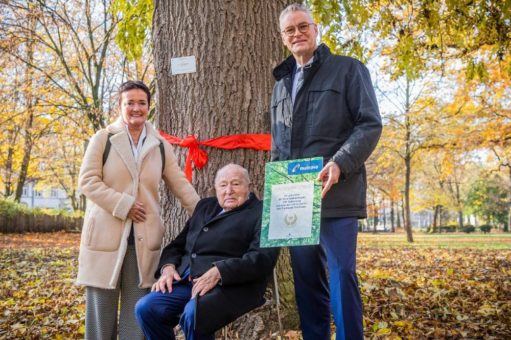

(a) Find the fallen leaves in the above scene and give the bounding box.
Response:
[0,233,510,339]
[0,245,84,339]
[358,246,511,339]
[0,231,79,249]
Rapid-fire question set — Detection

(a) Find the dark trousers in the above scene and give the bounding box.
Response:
[289,217,363,340]
[134,270,214,340]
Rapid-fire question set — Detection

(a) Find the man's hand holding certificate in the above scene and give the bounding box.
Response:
[260,157,323,247]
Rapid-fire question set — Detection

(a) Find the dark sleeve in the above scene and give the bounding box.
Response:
[213,216,280,286]
[154,219,191,279]
[331,61,382,177]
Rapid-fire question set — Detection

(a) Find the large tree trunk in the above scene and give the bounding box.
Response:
[153,1,294,337]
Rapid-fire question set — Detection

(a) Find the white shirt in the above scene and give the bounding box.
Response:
[291,57,314,104]
[125,124,147,161]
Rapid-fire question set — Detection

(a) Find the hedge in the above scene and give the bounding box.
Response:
[0,199,82,233]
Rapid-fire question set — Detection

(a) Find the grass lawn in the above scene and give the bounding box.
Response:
[359,231,511,249]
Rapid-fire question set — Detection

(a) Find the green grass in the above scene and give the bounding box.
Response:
[358,232,511,249]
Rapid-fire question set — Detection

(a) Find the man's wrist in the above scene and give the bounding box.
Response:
[212,263,223,285]
[160,264,175,276]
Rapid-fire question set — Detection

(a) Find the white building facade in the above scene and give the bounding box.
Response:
[20,180,71,210]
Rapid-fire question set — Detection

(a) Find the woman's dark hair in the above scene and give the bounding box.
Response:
[118,80,151,106]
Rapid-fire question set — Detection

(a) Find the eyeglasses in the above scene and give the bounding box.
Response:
[281,22,315,37]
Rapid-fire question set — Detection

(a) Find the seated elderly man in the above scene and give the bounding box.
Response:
[135,163,279,340]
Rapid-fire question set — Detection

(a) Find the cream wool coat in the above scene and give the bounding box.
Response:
[76,119,199,289]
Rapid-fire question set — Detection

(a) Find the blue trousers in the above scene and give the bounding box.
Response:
[290,217,363,340]
[135,273,214,340]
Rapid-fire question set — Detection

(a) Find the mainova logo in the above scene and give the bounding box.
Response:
[288,158,323,175]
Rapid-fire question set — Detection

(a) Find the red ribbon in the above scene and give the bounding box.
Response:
[160,131,271,181]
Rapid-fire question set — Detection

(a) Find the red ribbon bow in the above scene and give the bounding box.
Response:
[160,131,271,181]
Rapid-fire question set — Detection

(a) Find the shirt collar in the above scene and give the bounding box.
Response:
[296,56,314,70]
[125,124,147,144]
[125,124,147,160]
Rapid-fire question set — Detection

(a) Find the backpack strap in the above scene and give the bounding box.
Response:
[103,132,166,174]
[102,133,114,166]
[159,141,165,173]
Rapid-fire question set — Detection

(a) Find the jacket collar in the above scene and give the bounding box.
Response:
[105,118,162,178]
[207,193,259,223]
[273,43,331,81]
[138,124,160,169]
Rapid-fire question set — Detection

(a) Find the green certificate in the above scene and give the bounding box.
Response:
[260,157,323,248]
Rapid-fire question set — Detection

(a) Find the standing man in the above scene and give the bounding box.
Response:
[270,4,382,340]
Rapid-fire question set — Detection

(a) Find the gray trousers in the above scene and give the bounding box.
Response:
[85,246,149,340]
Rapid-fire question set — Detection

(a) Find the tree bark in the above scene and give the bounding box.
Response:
[14,6,36,202]
[397,200,401,229]
[433,204,441,232]
[3,128,19,197]
[373,204,378,233]
[507,166,511,232]
[403,78,414,242]
[390,200,395,232]
[382,198,387,231]
[152,0,294,336]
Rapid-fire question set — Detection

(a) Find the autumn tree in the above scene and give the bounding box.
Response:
[0,0,156,208]
[466,174,509,228]
[0,0,123,132]
[366,144,404,232]
[0,0,117,205]
[35,129,85,210]
[308,0,510,241]
[111,0,155,88]
[0,11,56,202]
[459,55,511,231]
[0,54,23,198]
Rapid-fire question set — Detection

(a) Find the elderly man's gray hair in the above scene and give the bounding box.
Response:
[279,3,314,30]
[214,163,251,184]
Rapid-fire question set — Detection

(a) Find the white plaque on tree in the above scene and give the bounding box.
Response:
[170,56,196,75]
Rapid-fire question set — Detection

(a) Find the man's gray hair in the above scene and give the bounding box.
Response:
[279,3,314,30]
[215,163,251,184]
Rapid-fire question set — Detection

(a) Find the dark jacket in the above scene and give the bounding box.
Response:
[156,194,279,333]
[271,44,382,218]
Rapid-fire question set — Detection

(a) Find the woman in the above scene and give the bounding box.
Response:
[76,80,199,340]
